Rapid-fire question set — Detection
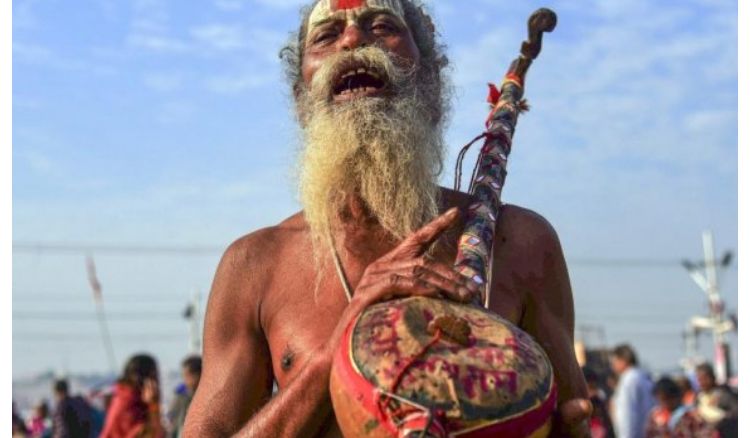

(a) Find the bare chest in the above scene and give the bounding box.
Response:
[261,260,351,388]
[260,237,529,389]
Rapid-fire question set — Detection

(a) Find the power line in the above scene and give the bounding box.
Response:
[568,258,683,267]
[13,334,186,342]
[13,241,735,268]
[13,242,223,255]
[13,293,190,303]
[13,331,186,337]
[13,311,184,321]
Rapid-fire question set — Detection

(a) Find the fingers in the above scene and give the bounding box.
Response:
[390,208,460,258]
[413,268,473,303]
[401,262,473,303]
[353,208,465,306]
[552,398,593,438]
[359,274,442,306]
[364,257,476,303]
[559,399,592,425]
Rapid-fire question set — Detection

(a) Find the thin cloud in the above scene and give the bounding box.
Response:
[155,100,198,124]
[13,42,88,71]
[213,0,246,11]
[252,0,307,10]
[143,72,186,92]
[127,33,190,53]
[205,71,276,94]
[22,150,58,177]
[190,24,248,51]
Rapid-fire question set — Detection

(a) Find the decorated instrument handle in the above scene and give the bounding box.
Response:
[454,8,556,307]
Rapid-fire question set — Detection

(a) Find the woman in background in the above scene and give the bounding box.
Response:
[27,400,52,438]
[100,354,165,438]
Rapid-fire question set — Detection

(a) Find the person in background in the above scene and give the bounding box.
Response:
[610,344,655,438]
[674,376,696,407]
[27,400,52,438]
[645,377,711,438]
[100,353,165,438]
[167,356,202,438]
[583,367,615,438]
[52,379,95,438]
[13,401,30,438]
[694,363,737,438]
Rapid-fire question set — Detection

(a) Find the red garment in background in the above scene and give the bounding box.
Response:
[645,406,713,438]
[100,383,164,438]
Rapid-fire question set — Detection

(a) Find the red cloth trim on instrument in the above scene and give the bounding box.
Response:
[486,83,501,106]
[336,316,398,434]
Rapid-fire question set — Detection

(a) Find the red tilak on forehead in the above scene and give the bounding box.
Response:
[333,0,365,10]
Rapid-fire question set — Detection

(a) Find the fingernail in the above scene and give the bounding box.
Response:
[458,287,472,303]
[465,279,480,292]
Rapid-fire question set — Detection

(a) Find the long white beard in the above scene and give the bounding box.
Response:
[297,48,445,253]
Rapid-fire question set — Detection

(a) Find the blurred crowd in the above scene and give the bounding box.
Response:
[12,343,738,438]
[12,354,202,438]
[585,344,738,438]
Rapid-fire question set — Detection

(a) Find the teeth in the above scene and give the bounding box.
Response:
[340,68,381,79]
[335,65,386,97]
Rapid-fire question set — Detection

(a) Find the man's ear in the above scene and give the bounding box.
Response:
[293,80,304,102]
[293,83,308,126]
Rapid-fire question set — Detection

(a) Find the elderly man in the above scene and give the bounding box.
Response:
[184,0,590,436]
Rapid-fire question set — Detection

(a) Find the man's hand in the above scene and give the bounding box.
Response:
[551,394,593,437]
[324,207,475,355]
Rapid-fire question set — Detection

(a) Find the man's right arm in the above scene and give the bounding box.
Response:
[184,232,340,438]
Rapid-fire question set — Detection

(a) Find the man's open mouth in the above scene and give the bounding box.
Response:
[332,65,387,101]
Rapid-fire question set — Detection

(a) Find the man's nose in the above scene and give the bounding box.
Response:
[338,25,370,51]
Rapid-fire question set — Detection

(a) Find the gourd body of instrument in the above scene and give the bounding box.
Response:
[330,297,556,437]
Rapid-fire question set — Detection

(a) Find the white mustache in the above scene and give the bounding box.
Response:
[309,46,416,101]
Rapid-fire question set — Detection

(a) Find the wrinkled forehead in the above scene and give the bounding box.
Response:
[308,0,406,30]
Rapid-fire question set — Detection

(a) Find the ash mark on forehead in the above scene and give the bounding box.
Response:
[332,0,366,10]
[308,0,406,29]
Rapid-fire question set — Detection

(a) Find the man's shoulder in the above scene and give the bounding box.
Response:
[441,188,560,246]
[497,203,560,245]
[495,203,564,265]
[221,211,309,270]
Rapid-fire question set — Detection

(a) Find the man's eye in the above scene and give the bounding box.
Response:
[313,31,338,44]
[371,22,397,34]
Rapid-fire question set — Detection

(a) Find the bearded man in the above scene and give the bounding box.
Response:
[183,0,591,437]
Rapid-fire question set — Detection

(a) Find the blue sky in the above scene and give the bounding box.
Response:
[13,0,737,379]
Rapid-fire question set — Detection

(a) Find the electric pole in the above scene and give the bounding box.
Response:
[681,230,736,383]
